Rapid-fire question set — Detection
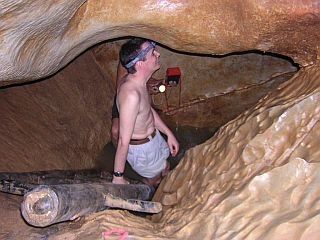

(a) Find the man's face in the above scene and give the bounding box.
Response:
[140,41,160,71]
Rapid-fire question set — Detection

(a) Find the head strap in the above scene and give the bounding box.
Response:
[125,41,156,69]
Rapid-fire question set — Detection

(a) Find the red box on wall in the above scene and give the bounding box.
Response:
[166,67,181,77]
[166,67,181,86]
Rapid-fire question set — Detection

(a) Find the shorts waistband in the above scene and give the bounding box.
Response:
[129,129,157,145]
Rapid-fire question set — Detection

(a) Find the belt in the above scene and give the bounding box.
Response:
[129,129,157,145]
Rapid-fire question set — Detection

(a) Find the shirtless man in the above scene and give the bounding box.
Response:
[111,62,164,147]
[112,38,179,186]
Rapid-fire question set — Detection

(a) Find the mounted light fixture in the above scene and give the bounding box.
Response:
[158,84,166,93]
[149,67,182,111]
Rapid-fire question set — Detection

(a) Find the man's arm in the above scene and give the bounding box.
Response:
[113,91,140,184]
[151,108,179,157]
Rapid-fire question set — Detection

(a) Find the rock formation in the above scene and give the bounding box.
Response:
[1,0,318,84]
[0,0,319,239]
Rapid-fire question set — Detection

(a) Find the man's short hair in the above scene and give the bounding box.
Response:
[119,38,150,74]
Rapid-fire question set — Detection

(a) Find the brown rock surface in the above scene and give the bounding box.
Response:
[0,1,320,239]
[50,63,320,239]
[152,64,320,239]
[0,50,115,171]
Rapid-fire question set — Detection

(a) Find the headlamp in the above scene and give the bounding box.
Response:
[125,41,156,69]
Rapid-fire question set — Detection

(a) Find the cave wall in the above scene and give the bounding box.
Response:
[0,50,115,172]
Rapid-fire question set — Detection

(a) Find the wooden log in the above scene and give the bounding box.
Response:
[0,169,141,195]
[0,179,34,195]
[21,183,159,227]
[0,169,117,186]
[104,193,162,213]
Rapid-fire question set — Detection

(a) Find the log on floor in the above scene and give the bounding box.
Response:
[0,169,141,195]
[0,179,34,195]
[21,182,158,227]
[0,169,117,186]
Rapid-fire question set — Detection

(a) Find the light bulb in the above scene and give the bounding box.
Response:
[158,84,166,93]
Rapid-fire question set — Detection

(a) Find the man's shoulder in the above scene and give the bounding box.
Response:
[118,82,140,102]
[119,80,138,94]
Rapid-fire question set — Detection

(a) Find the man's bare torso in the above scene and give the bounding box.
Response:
[117,75,155,139]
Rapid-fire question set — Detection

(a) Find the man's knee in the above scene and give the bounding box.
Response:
[143,175,161,187]
[143,162,170,187]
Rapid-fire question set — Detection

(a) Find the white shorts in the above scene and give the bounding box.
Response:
[127,129,170,178]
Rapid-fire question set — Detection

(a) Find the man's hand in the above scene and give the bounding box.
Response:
[112,176,129,184]
[167,134,180,157]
